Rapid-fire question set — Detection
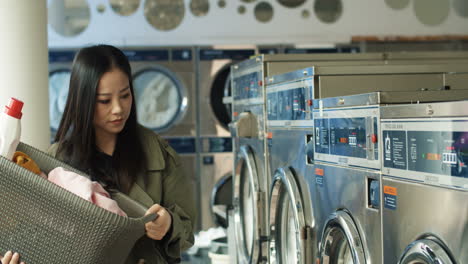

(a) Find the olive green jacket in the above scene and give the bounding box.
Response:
[48,126,196,264]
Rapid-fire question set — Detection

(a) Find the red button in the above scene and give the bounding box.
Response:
[371,134,377,143]
[258,80,263,86]
[307,99,313,106]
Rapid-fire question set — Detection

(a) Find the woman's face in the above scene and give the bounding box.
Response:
[93,68,133,138]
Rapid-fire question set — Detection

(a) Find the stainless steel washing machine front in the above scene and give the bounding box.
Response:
[230,62,268,264]
[380,101,468,264]
[48,50,77,142]
[313,163,382,264]
[267,129,316,264]
[265,66,317,263]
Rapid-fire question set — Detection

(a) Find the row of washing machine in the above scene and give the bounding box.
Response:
[228,53,468,263]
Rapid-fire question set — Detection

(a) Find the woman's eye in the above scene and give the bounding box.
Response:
[121,93,131,99]
[97,99,110,104]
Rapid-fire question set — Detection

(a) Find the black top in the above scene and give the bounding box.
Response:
[92,150,118,190]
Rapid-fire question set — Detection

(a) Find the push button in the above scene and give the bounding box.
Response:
[371,134,377,143]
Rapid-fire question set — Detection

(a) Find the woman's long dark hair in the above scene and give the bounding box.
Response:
[55,44,147,193]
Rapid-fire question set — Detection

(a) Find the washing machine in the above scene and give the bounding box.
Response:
[125,47,196,136]
[196,46,257,231]
[230,64,269,264]
[123,46,200,229]
[48,49,77,142]
[264,66,317,263]
[311,90,468,264]
[313,163,382,264]
[267,129,316,264]
[380,100,468,263]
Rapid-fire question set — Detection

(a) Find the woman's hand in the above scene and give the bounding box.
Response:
[1,251,25,264]
[144,204,172,240]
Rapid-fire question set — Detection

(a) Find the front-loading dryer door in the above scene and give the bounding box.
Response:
[399,236,454,264]
[269,167,312,264]
[319,210,366,264]
[133,66,186,132]
[233,145,266,264]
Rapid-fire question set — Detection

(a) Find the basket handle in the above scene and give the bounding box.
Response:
[141,213,159,223]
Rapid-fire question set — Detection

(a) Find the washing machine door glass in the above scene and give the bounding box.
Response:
[133,69,183,132]
[320,211,365,264]
[270,167,308,264]
[210,65,232,130]
[233,145,263,264]
[49,70,71,132]
[399,237,454,264]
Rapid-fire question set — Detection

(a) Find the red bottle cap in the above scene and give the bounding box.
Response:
[4,97,23,119]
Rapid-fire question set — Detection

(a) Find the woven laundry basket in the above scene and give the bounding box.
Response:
[0,142,156,264]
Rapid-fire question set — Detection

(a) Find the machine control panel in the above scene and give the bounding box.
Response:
[165,137,196,154]
[267,87,308,121]
[232,71,262,100]
[382,119,468,190]
[314,116,379,169]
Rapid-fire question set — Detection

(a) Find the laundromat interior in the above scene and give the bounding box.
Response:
[1,0,468,263]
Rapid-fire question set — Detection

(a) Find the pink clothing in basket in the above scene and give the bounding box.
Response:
[48,167,127,216]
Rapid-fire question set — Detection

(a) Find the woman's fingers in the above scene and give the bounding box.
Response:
[144,205,172,240]
[11,252,20,263]
[1,251,25,264]
[2,250,13,263]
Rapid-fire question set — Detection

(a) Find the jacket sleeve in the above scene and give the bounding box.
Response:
[159,143,196,261]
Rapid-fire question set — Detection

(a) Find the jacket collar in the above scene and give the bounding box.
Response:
[139,125,166,171]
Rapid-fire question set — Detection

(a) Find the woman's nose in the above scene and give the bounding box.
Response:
[111,99,123,114]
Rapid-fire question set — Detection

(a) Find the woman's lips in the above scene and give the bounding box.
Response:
[110,119,123,125]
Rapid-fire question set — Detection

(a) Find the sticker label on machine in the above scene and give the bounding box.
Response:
[382,120,468,190]
[383,186,397,210]
[315,168,324,187]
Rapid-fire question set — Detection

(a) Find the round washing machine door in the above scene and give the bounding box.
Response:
[269,167,312,264]
[399,236,454,264]
[48,69,71,135]
[133,67,186,132]
[319,211,366,264]
[210,65,232,130]
[233,145,266,264]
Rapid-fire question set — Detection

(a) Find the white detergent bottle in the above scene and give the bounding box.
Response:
[0,98,23,160]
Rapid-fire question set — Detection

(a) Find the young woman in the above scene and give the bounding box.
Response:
[47,44,196,263]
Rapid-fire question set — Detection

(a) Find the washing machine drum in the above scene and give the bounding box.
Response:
[49,70,71,132]
[133,69,183,131]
